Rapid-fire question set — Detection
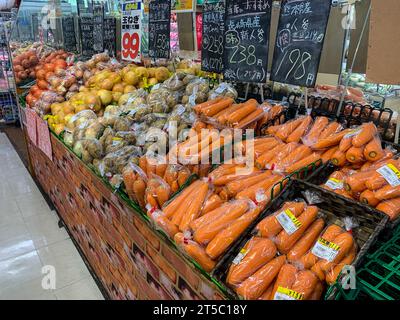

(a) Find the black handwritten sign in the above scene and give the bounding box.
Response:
[104,16,116,57]
[223,0,273,83]
[93,4,104,53]
[201,0,225,73]
[271,0,331,87]
[149,0,171,59]
[62,16,77,52]
[80,14,94,57]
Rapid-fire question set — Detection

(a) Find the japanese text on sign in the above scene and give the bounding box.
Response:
[223,0,273,83]
[149,0,171,59]
[201,0,225,73]
[121,0,142,63]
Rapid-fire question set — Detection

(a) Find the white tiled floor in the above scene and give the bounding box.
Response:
[0,132,104,300]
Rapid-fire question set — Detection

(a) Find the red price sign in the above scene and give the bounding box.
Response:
[122,31,140,61]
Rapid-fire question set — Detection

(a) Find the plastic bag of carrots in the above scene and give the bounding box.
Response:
[296,223,357,285]
[257,101,287,136]
[174,200,263,272]
[267,115,313,143]
[145,174,172,211]
[122,163,148,208]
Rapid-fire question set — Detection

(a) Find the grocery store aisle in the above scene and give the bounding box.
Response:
[0,132,104,300]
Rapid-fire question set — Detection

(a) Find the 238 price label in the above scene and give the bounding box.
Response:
[122,31,140,62]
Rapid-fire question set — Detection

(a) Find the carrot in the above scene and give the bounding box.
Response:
[352,122,377,147]
[376,198,400,221]
[156,163,167,177]
[309,281,324,300]
[227,238,277,287]
[274,118,304,141]
[256,202,305,238]
[319,122,342,139]
[171,180,179,193]
[303,117,330,146]
[258,283,275,300]
[360,189,380,207]
[174,233,216,272]
[364,136,384,161]
[179,181,209,232]
[139,157,147,173]
[236,255,286,300]
[374,185,400,201]
[365,160,400,191]
[234,109,263,129]
[313,129,352,150]
[267,142,300,169]
[290,270,319,300]
[190,202,230,232]
[201,194,223,215]
[177,170,190,187]
[163,180,201,218]
[321,147,338,164]
[206,206,261,260]
[269,264,298,299]
[193,200,249,245]
[275,206,319,254]
[150,211,179,238]
[285,153,322,174]
[226,171,272,197]
[277,145,312,171]
[155,185,170,207]
[146,193,158,209]
[287,219,325,263]
[251,139,282,158]
[311,261,326,281]
[208,163,239,181]
[216,104,243,123]
[235,175,282,202]
[286,116,313,143]
[318,232,355,273]
[194,97,223,113]
[331,149,347,166]
[226,99,258,125]
[255,144,286,169]
[339,135,353,152]
[212,167,254,186]
[346,146,365,163]
[326,245,356,285]
[133,179,146,208]
[299,224,343,269]
[201,97,234,117]
[344,170,372,192]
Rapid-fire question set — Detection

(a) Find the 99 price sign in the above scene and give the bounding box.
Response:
[121,0,142,63]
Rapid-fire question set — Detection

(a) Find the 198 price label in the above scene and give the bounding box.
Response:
[122,31,140,61]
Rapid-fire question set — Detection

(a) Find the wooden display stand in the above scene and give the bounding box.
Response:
[25,131,227,300]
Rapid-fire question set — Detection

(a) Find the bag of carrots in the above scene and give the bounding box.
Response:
[268,264,324,300]
[145,174,172,211]
[267,115,313,143]
[122,163,148,208]
[296,223,357,285]
[256,102,286,136]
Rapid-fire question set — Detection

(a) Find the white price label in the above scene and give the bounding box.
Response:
[377,164,400,187]
[232,248,248,265]
[276,209,302,235]
[311,238,340,262]
[325,178,344,190]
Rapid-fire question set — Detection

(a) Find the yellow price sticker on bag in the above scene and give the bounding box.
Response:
[274,287,303,300]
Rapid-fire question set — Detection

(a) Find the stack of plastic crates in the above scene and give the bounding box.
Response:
[0,92,18,123]
[329,224,400,300]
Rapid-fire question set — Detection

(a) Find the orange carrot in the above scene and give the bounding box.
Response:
[339,135,353,152]
[201,194,223,215]
[319,122,342,139]
[303,117,330,146]
[226,171,272,197]
[286,116,313,143]
[364,136,384,161]
[346,146,365,163]
[255,144,286,169]
[194,97,223,113]
[285,153,322,174]
[278,145,312,171]
[313,129,352,150]
[234,108,263,129]
[376,198,400,221]
[235,175,282,201]
[274,118,304,141]
[201,97,234,117]
[344,171,371,193]
[352,122,377,147]
[360,189,380,207]
[226,99,258,125]
[331,149,347,167]
[139,157,147,173]
[374,185,400,201]
[216,104,243,123]
[321,147,339,163]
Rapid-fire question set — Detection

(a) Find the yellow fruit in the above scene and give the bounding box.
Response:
[54,124,65,135]
[138,80,146,88]
[123,85,136,93]
[112,91,122,103]
[101,79,114,90]
[147,68,156,78]
[79,85,89,92]
[148,78,158,86]
[135,67,149,78]
[109,73,122,84]
[112,83,125,93]
[63,103,74,115]
[50,102,63,115]
[96,89,113,106]
[123,71,139,85]
[155,67,170,81]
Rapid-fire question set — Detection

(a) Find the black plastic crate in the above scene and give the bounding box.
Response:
[213,179,388,300]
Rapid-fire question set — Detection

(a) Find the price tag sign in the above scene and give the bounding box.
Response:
[201,0,225,73]
[121,0,143,63]
[149,0,171,59]
[223,0,273,83]
[271,0,332,87]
